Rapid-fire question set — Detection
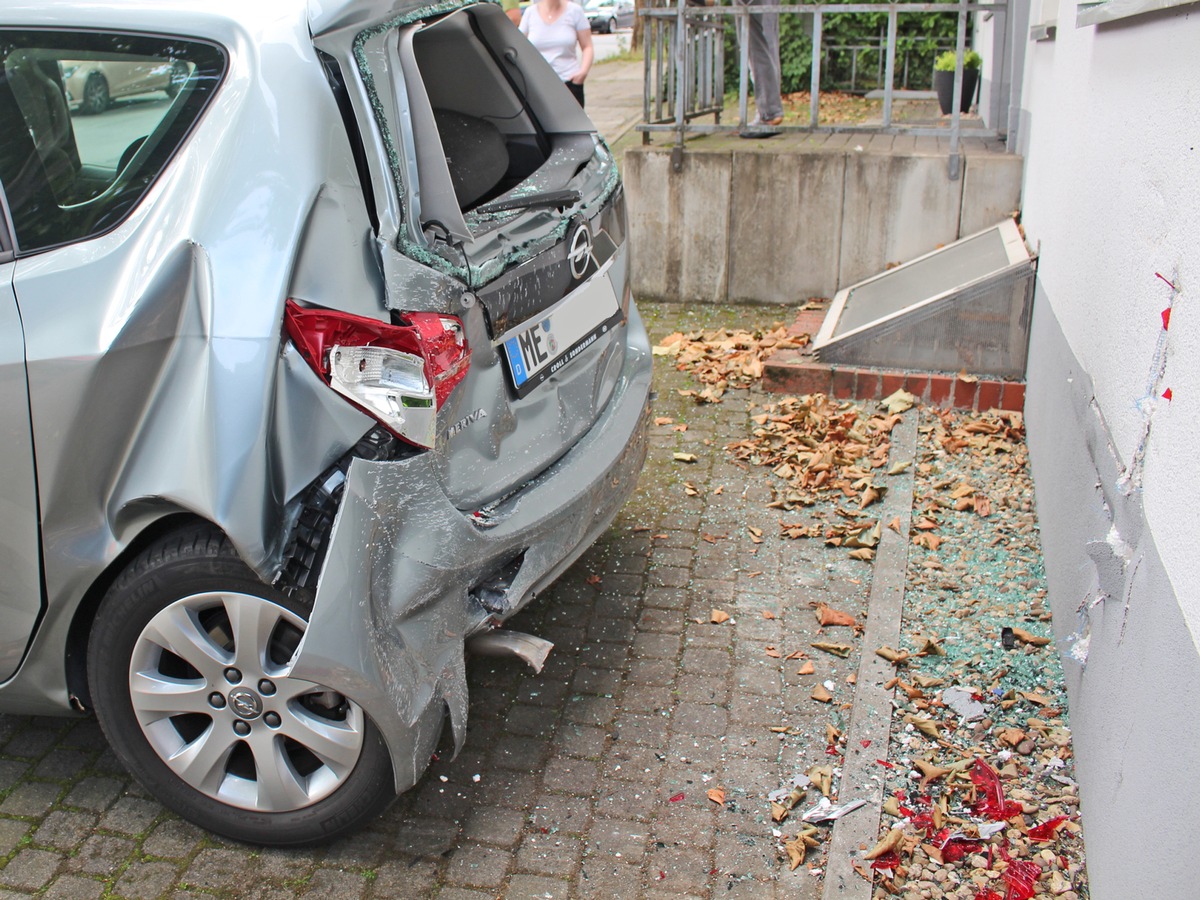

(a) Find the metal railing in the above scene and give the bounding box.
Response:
[638,1,1010,179]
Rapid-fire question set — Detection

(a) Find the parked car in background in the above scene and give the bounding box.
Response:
[60,58,188,114]
[0,0,651,847]
[584,0,635,33]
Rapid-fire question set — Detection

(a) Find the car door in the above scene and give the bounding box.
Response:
[0,212,43,683]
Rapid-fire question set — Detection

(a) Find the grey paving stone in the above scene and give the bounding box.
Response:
[460,806,526,847]
[562,697,616,728]
[507,873,572,897]
[575,860,643,900]
[32,810,96,852]
[553,720,612,763]
[253,845,319,882]
[679,648,732,677]
[2,728,63,759]
[542,758,598,797]
[0,818,30,855]
[366,858,438,898]
[515,832,581,878]
[180,848,252,892]
[503,704,557,738]
[648,568,691,589]
[0,760,30,791]
[527,793,590,834]
[636,608,686,636]
[670,703,729,738]
[32,750,91,782]
[645,843,714,895]
[642,588,689,610]
[114,860,180,899]
[141,819,204,860]
[592,782,659,822]
[303,868,368,900]
[0,781,61,817]
[0,848,61,890]
[42,875,107,900]
[97,796,161,836]
[631,632,682,659]
[63,777,123,813]
[490,735,550,771]
[430,889,493,900]
[390,816,460,858]
[442,842,510,889]
[585,817,650,862]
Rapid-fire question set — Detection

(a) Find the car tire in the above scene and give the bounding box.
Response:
[87,525,396,846]
[608,17,617,33]
[80,73,109,115]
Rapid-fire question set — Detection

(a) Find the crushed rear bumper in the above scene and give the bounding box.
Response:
[289,306,652,790]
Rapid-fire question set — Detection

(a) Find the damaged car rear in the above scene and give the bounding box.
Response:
[0,0,651,845]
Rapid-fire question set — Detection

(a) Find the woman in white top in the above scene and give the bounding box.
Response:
[519,0,593,108]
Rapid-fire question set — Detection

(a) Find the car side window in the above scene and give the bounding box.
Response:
[0,30,225,254]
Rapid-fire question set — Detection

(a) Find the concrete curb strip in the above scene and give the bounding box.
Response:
[822,410,917,900]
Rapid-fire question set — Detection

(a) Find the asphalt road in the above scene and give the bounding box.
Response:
[70,95,173,169]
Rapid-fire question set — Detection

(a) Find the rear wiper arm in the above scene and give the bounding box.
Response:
[473,188,581,216]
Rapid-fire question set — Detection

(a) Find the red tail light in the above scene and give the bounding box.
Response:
[284,300,470,448]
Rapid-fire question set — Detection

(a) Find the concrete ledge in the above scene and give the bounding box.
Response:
[623,144,1024,304]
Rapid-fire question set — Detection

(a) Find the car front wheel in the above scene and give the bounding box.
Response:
[88,526,395,846]
[80,73,109,115]
[608,16,617,33]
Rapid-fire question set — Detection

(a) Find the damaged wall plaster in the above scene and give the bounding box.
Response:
[1017,9,1200,650]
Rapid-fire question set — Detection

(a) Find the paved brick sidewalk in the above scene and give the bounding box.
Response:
[0,301,878,899]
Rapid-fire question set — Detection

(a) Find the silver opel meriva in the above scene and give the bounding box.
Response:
[0,0,651,845]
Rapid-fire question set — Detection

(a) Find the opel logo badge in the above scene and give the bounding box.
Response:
[228,688,263,720]
[568,222,592,281]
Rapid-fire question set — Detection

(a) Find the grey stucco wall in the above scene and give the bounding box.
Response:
[1025,286,1200,899]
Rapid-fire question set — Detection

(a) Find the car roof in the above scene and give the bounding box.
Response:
[0,0,444,40]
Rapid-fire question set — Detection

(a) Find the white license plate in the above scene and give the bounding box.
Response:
[499,277,622,398]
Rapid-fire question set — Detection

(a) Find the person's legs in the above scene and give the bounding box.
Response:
[565,80,585,108]
[740,0,782,123]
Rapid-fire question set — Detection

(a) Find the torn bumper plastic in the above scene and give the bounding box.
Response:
[289,310,652,791]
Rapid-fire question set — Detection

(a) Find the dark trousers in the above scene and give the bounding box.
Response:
[565,80,585,108]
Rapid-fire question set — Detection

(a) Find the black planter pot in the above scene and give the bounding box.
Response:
[934,68,979,115]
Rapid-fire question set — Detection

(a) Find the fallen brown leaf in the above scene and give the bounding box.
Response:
[863,826,906,860]
[1012,627,1050,646]
[710,609,731,624]
[814,602,857,628]
[811,642,852,658]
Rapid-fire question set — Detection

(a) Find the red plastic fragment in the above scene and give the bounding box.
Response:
[861,739,872,748]
[1027,815,1070,842]
[870,850,901,871]
[876,759,895,769]
[1001,857,1041,900]
[669,792,685,803]
[941,838,981,863]
[1163,387,1173,402]
[1163,307,1172,330]
[911,813,935,838]
[970,759,1023,821]
[974,891,1003,900]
